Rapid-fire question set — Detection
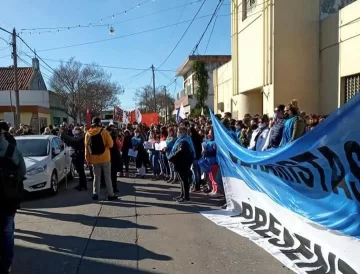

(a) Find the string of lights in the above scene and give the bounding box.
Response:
[20,0,154,33]
[18,0,203,36]
[32,12,230,53]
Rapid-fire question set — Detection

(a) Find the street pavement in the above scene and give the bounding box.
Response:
[13,175,292,274]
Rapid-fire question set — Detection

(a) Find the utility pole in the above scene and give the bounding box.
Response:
[164,86,168,123]
[151,64,156,112]
[12,28,20,129]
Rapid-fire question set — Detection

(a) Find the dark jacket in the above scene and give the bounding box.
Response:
[110,136,121,171]
[168,140,193,172]
[121,135,132,156]
[0,134,26,215]
[61,132,85,160]
[190,129,202,160]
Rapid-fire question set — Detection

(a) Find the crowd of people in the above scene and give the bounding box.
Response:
[0,98,326,273]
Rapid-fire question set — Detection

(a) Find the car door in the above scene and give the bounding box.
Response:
[51,138,63,179]
[54,137,67,180]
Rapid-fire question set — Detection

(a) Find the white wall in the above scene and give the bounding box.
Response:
[0,90,50,108]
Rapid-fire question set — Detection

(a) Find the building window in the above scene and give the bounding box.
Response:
[242,0,257,21]
[344,73,360,103]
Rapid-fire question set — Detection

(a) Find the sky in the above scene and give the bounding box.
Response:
[0,0,231,110]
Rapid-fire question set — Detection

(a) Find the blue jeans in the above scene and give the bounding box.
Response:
[150,153,161,176]
[1,215,15,273]
[192,161,201,187]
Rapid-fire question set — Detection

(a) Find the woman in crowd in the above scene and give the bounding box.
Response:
[159,127,170,181]
[147,130,161,180]
[202,128,221,197]
[120,129,132,177]
[132,128,146,178]
[165,127,178,184]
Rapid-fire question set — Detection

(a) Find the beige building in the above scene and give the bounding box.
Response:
[174,55,231,116]
[214,0,360,118]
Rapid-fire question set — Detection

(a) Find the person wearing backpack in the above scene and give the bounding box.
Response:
[0,121,26,274]
[85,117,118,201]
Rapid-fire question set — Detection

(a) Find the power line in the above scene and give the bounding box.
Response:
[16,34,56,73]
[0,36,9,45]
[162,0,189,50]
[204,14,219,54]
[39,57,176,72]
[33,12,230,53]
[19,0,202,35]
[0,54,10,59]
[191,0,224,55]
[123,68,151,87]
[157,0,208,69]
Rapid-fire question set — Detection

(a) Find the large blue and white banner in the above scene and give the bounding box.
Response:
[202,94,360,274]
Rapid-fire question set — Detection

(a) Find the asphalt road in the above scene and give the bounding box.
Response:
[13,175,292,274]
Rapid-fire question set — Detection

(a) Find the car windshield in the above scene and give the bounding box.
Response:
[16,139,49,157]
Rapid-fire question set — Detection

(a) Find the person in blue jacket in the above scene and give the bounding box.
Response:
[165,127,178,184]
[131,129,146,178]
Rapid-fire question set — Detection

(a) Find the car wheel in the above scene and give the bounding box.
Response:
[50,171,59,195]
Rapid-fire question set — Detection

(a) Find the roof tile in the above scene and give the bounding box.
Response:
[0,67,35,90]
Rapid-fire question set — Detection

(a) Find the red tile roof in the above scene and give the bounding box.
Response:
[0,67,35,91]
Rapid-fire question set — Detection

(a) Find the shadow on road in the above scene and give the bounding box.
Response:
[15,229,171,262]
[13,244,164,274]
[22,179,223,214]
[18,209,157,230]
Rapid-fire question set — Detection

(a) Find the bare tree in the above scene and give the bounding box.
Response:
[50,57,124,123]
[133,85,174,113]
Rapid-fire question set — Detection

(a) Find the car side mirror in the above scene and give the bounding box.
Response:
[53,148,61,156]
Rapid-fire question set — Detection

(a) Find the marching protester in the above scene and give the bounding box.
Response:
[61,126,87,191]
[0,121,26,274]
[85,117,118,201]
[165,127,179,184]
[147,130,161,180]
[131,128,147,178]
[120,130,132,177]
[159,127,170,181]
[168,126,196,203]
[107,126,121,193]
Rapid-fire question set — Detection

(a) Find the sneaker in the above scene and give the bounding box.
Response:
[192,188,201,193]
[92,194,99,201]
[107,195,118,201]
[177,198,191,204]
[209,192,222,197]
[221,203,227,210]
[173,196,182,201]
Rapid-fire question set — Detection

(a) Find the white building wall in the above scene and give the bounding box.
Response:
[0,90,50,108]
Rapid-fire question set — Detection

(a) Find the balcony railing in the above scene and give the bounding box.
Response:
[176,85,193,99]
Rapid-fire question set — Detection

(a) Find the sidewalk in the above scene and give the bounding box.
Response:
[13,177,291,274]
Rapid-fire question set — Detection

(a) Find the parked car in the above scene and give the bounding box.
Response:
[15,135,74,195]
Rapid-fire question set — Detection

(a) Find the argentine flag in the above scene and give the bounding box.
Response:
[176,103,186,123]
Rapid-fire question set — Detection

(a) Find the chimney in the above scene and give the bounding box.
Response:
[32,58,40,70]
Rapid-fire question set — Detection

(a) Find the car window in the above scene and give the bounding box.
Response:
[54,137,64,151]
[52,139,60,150]
[16,139,49,157]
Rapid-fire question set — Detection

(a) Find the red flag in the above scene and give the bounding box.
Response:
[86,108,91,127]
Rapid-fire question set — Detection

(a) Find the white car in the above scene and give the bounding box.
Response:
[15,135,74,195]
